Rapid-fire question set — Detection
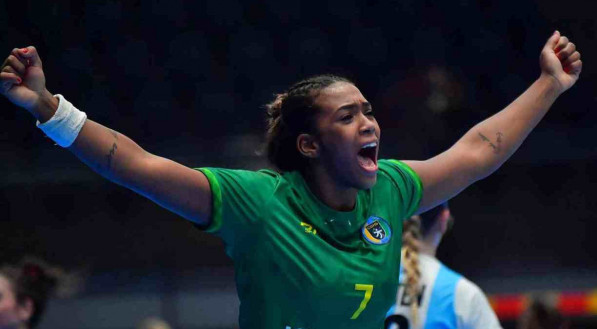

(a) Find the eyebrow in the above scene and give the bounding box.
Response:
[336,102,372,112]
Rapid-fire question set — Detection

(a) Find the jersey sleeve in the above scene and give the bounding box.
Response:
[195,167,279,250]
[454,278,503,329]
[378,159,424,220]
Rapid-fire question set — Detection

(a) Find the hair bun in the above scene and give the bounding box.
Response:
[266,93,287,118]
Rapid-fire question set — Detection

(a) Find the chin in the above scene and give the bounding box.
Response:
[356,175,377,190]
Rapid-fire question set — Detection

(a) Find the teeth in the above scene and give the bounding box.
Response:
[362,142,377,149]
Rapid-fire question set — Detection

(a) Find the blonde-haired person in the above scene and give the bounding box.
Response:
[0,31,581,329]
[385,202,502,329]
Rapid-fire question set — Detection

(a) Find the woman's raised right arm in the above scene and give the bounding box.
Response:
[1,46,212,226]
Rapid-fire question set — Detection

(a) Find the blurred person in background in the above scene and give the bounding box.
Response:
[385,202,502,329]
[517,298,569,329]
[0,258,74,329]
[0,31,581,329]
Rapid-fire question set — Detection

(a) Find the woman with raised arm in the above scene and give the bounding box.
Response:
[0,31,581,329]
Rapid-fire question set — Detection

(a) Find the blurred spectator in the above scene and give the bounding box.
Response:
[517,298,569,329]
[0,257,81,329]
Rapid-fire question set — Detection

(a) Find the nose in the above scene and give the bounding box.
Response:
[359,114,376,136]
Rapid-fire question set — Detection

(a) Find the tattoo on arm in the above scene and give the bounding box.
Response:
[106,143,118,170]
[478,132,503,154]
[103,130,119,171]
[496,132,503,149]
[478,132,491,143]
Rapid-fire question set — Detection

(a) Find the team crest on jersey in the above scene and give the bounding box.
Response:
[361,216,391,245]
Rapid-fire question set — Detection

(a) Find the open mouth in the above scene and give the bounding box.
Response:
[357,142,378,173]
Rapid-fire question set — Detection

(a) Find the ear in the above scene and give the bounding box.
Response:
[296,133,319,159]
[17,297,34,322]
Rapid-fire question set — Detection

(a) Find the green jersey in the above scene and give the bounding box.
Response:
[198,159,422,329]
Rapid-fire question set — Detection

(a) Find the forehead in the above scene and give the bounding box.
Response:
[314,82,367,111]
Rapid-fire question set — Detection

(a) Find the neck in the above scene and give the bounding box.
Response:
[418,242,437,257]
[419,233,440,257]
[302,167,357,211]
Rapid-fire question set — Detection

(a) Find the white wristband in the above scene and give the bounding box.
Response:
[36,94,87,147]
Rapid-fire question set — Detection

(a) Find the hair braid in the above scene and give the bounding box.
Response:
[402,216,422,325]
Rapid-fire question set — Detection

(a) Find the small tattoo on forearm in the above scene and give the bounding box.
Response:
[496,132,503,147]
[478,132,503,154]
[110,129,119,140]
[478,132,490,143]
[106,143,118,170]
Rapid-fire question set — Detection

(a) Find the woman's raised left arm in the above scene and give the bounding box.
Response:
[405,31,582,213]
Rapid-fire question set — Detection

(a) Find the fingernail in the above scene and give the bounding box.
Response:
[17,78,22,84]
[20,48,28,53]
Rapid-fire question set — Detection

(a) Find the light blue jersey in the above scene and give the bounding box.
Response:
[385,254,501,329]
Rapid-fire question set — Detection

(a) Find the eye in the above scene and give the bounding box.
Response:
[340,114,353,123]
[365,110,374,117]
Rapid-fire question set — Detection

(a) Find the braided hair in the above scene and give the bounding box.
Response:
[265,74,352,172]
[401,202,450,325]
[0,259,64,328]
[401,216,422,325]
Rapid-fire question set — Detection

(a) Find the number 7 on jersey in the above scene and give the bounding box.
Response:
[350,284,373,319]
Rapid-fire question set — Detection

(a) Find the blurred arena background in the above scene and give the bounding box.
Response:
[1,0,596,328]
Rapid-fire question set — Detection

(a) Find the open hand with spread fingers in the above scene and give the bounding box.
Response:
[540,31,582,94]
[0,46,51,114]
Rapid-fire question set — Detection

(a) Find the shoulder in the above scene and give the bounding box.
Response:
[196,167,283,216]
[418,254,443,280]
[376,159,423,195]
[455,276,484,301]
[431,260,477,298]
[375,159,424,218]
[198,167,281,179]
[194,167,285,235]
[434,260,464,289]
[377,159,421,182]
[453,275,502,328]
[197,167,282,188]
